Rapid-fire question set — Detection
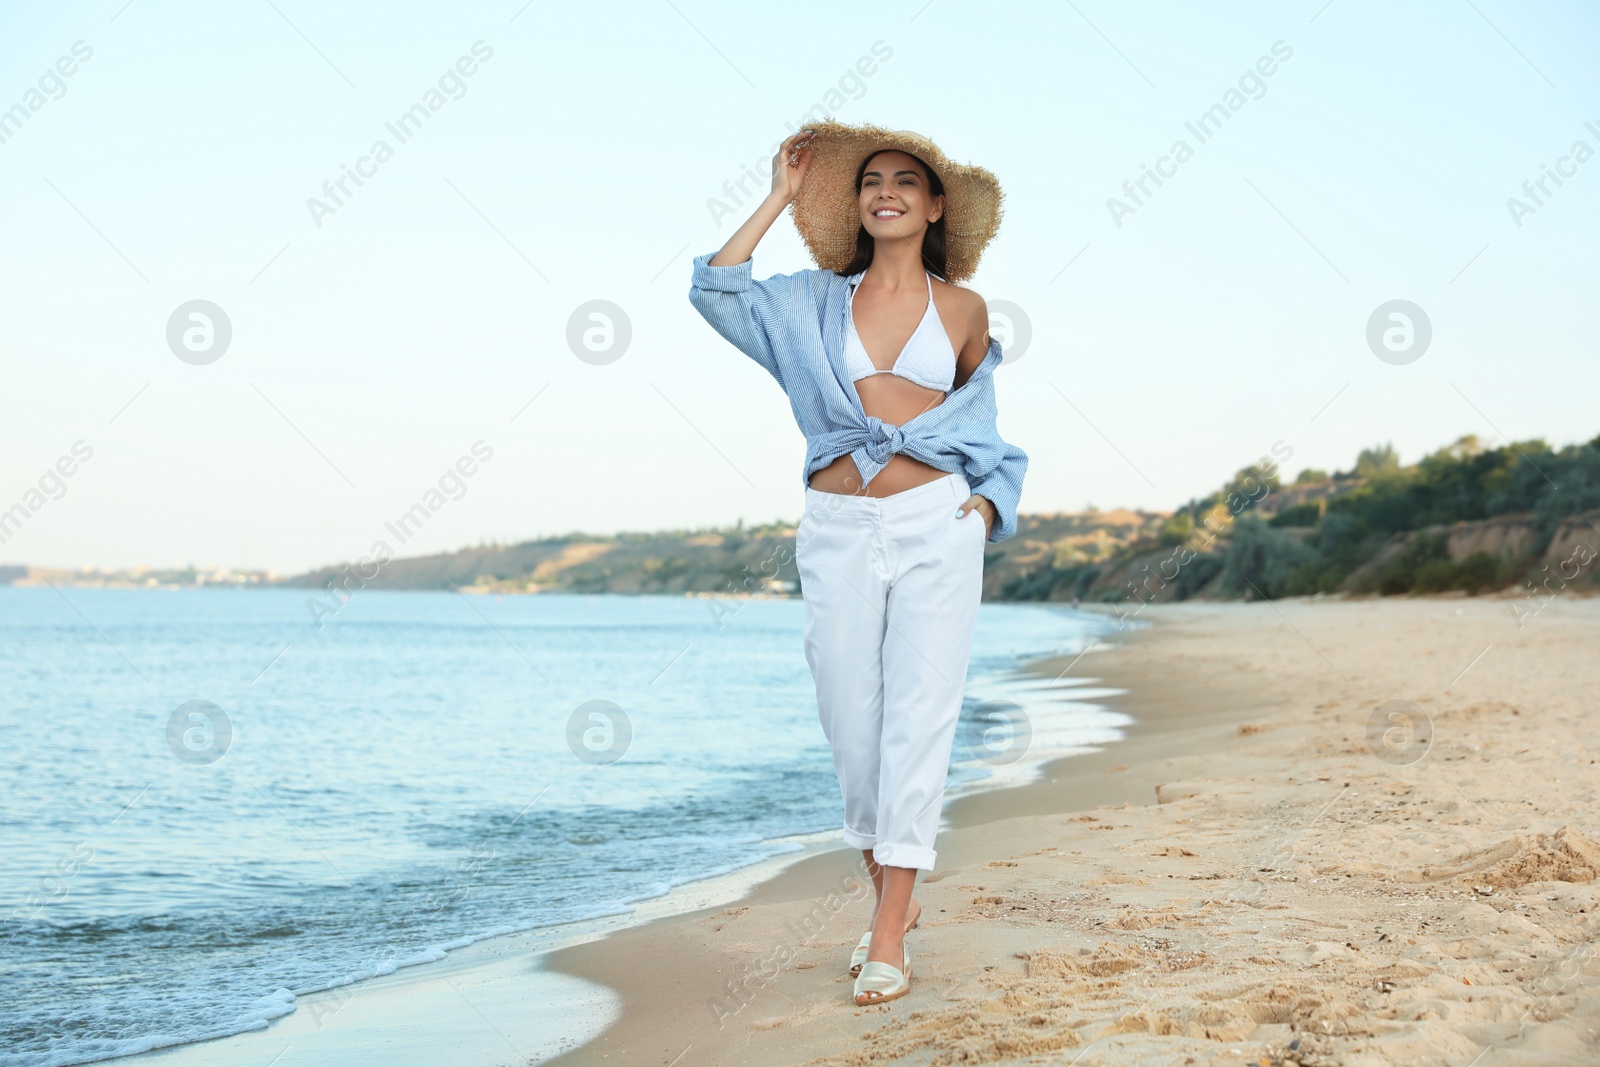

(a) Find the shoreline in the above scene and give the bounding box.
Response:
[118,610,1119,1067]
[119,827,861,1067]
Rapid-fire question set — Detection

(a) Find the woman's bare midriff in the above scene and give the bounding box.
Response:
[807,376,950,497]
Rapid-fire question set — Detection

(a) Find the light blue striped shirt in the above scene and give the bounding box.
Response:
[688,252,1028,544]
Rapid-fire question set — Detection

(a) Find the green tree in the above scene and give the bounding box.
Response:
[1354,443,1400,478]
[1220,517,1320,599]
[1158,512,1195,546]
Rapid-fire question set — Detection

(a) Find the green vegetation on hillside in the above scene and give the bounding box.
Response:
[1006,431,1600,603]
[1273,434,1600,596]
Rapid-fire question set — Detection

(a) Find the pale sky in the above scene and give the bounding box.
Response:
[3,0,1596,573]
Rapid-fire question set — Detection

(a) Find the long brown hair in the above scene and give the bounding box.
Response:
[838,149,950,280]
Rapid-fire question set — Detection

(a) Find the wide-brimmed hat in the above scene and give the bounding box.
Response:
[789,120,1003,284]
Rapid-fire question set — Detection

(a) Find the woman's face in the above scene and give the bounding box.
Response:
[857,150,943,238]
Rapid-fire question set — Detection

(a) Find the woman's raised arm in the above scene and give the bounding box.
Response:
[709,130,816,267]
[688,131,819,385]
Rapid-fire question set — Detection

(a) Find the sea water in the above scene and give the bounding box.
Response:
[0,587,1124,1066]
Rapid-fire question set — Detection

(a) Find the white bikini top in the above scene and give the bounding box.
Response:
[843,270,956,392]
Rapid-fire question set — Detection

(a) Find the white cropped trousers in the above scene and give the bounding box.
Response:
[795,471,987,871]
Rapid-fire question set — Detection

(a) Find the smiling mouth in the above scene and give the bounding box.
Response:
[872,208,905,219]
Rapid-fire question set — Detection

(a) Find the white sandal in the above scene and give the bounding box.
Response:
[848,898,920,976]
[853,940,911,1005]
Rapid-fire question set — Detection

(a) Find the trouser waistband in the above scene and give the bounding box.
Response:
[804,471,969,519]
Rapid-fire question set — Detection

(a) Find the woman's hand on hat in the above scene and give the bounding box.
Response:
[770,130,816,204]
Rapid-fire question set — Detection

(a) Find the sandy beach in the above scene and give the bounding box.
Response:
[543,596,1600,1067]
[121,595,1600,1067]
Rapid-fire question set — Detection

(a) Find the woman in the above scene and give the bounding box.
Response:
[687,121,1026,1006]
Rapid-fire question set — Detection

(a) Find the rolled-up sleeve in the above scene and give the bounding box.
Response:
[688,251,797,388]
[970,438,1027,544]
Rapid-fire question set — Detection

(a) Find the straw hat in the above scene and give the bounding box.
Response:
[789,120,1003,284]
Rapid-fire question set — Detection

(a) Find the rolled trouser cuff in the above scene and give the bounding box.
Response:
[871,844,936,871]
[841,824,877,850]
